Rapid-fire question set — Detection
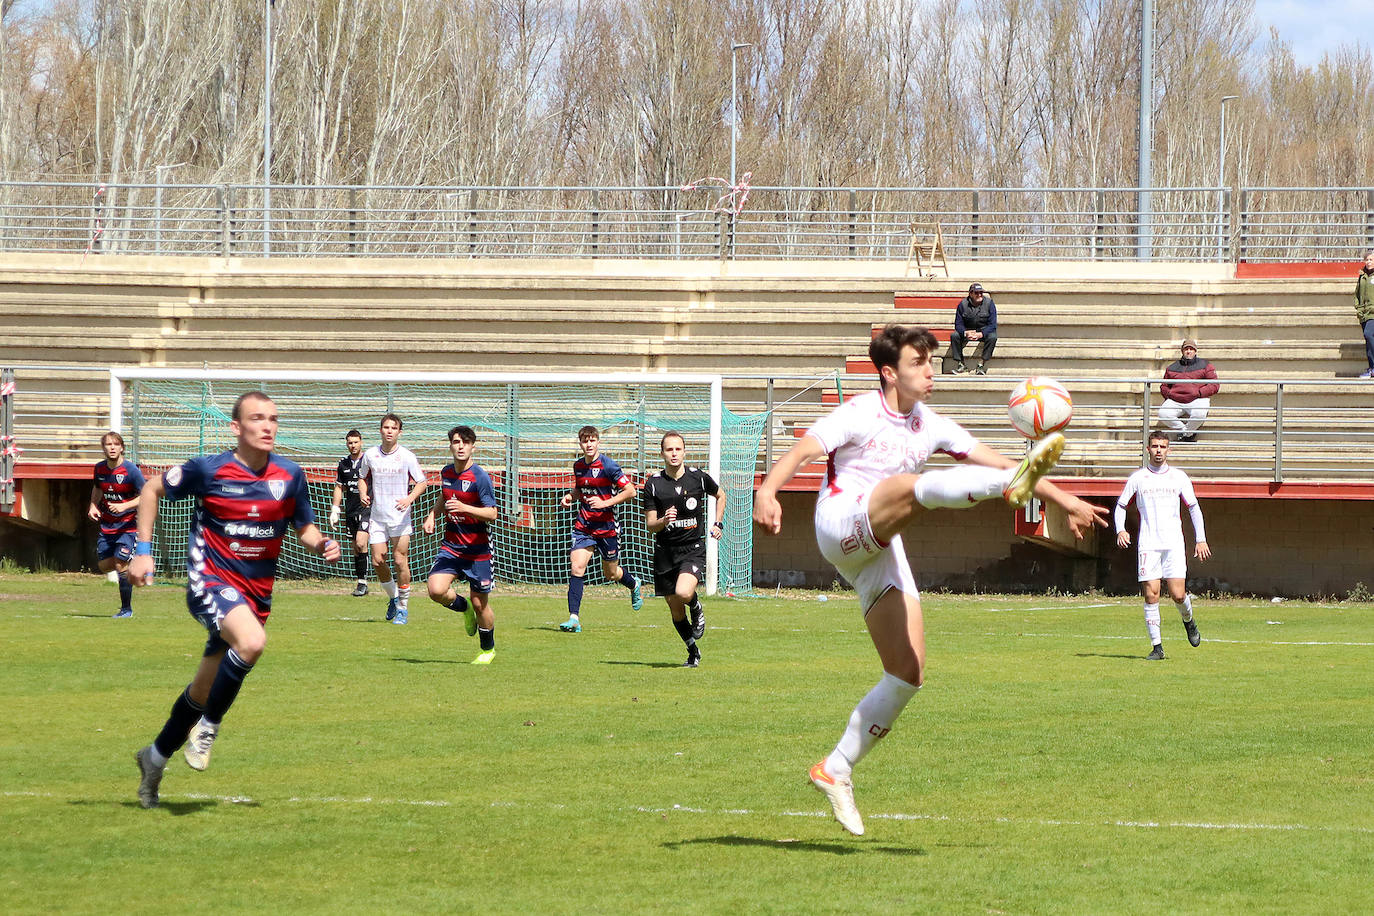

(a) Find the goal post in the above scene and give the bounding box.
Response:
[110,369,763,597]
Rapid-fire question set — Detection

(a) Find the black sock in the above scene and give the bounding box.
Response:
[620,571,638,591]
[568,574,585,616]
[448,593,469,613]
[118,573,133,609]
[478,627,495,651]
[689,593,702,616]
[153,687,205,759]
[353,552,367,581]
[672,617,695,646]
[203,649,254,724]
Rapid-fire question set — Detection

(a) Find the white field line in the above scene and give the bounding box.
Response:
[8,789,1367,836]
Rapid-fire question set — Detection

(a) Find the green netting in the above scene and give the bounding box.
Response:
[122,376,762,595]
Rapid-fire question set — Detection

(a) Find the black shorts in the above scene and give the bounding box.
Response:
[654,541,706,596]
[346,504,371,538]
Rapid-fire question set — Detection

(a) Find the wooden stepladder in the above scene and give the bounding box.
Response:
[905,221,950,279]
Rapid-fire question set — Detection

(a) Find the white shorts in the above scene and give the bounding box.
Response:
[814,491,918,612]
[368,518,413,544]
[1137,548,1187,582]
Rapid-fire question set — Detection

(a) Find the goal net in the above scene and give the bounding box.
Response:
[110,369,765,596]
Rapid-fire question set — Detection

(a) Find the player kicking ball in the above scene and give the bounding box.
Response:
[422,426,499,664]
[1115,429,1210,659]
[128,391,340,808]
[754,325,1108,836]
[642,431,726,668]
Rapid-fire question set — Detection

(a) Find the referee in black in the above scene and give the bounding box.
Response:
[329,429,372,596]
[642,431,727,668]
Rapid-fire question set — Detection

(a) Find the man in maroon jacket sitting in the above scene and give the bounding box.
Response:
[1158,339,1219,443]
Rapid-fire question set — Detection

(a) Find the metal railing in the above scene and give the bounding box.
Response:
[5,180,1369,262]
[9,366,1374,484]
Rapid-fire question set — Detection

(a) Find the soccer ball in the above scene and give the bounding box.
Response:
[1008,377,1073,438]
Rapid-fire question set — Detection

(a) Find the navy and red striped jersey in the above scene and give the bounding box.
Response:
[162,450,315,621]
[92,459,146,536]
[438,462,496,561]
[572,453,631,538]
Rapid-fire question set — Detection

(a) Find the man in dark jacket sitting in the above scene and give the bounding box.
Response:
[951,282,997,374]
[1159,339,1220,442]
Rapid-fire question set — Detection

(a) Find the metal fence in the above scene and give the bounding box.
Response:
[2,180,1370,261]
[9,366,1374,484]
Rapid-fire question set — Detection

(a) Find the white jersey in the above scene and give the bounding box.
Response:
[806,390,978,504]
[1115,463,1205,552]
[358,444,425,527]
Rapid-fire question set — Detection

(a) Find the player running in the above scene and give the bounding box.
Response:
[329,429,371,597]
[558,425,642,632]
[754,324,1107,836]
[128,391,340,808]
[358,414,427,624]
[87,431,146,617]
[1115,429,1211,660]
[642,431,726,668]
[422,426,500,664]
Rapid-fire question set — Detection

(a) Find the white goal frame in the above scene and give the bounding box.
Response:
[110,368,726,594]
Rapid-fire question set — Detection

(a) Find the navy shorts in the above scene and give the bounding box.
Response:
[428,552,493,594]
[96,530,136,564]
[571,530,619,560]
[186,576,268,656]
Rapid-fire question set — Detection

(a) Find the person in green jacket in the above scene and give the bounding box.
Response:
[1358,249,1374,379]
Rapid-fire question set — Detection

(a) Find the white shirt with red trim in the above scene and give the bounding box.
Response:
[805,390,978,504]
[1115,463,1205,552]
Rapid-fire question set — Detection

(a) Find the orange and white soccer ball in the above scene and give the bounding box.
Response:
[1008,377,1073,438]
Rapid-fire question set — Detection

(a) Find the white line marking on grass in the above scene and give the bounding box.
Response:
[948,631,1374,648]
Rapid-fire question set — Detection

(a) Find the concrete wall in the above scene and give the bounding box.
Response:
[755,491,1373,599]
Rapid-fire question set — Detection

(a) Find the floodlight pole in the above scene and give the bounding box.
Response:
[729,42,750,189]
[263,0,275,257]
[1216,95,1239,261]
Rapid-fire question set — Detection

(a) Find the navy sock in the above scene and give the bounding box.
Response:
[117,573,133,609]
[620,571,638,591]
[672,617,695,646]
[568,574,585,616]
[478,627,495,651]
[447,593,469,613]
[203,649,254,724]
[153,687,205,759]
[353,552,367,581]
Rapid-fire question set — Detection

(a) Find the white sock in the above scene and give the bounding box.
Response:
[148,745,169,768]
[398,585,410,609]
[382,579,398,599]
[1144,603,1161,644]
[1175,594,1193,621]
[825,672,920,780]
[913,466,1012,510]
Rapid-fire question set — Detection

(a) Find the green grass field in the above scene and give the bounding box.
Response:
[2,571,1372,914]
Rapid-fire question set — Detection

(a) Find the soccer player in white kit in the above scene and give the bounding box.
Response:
[358,413,428,624]
[754,325,1108,836]
[1115,429,1211,659]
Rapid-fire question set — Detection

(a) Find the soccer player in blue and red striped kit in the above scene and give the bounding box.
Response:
[127,391,341,808]
[87,431,146,617]
[423,425,500,664]
[558,425,641,632]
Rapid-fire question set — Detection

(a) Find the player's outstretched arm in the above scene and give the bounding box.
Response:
[754,434,825,535]
[127,474,167,585]
[297,524,341,562]
[962,442,1108,538]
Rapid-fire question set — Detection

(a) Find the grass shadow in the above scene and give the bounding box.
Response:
[392,657,462,666]
[663,835,924,856]
[65,612,122,619]
[600,659,685,669]
[1074,652,1150,661]
[87,799,228,815]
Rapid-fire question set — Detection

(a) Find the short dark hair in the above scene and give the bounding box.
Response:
[578,425,599,441]
[869,325,938,384]
[101,430,125,448]
[232,390,274,421]
[345,429,362,440]
[1148,428,1172,445]
[380,413,403,430]
[660,430,685,449]
[448,425,477,444]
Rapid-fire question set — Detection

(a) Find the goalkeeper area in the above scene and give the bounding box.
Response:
[110,369,766,595]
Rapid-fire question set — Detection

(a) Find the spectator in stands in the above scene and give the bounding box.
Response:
[1158,339,1219,442]
[951,282,997,375]
[1356,249,1374,379]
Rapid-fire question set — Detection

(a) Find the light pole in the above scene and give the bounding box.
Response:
[1217,94,1239,260]
[263,0,276,256]
[155,162,188,255]
[729,41,750,189]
